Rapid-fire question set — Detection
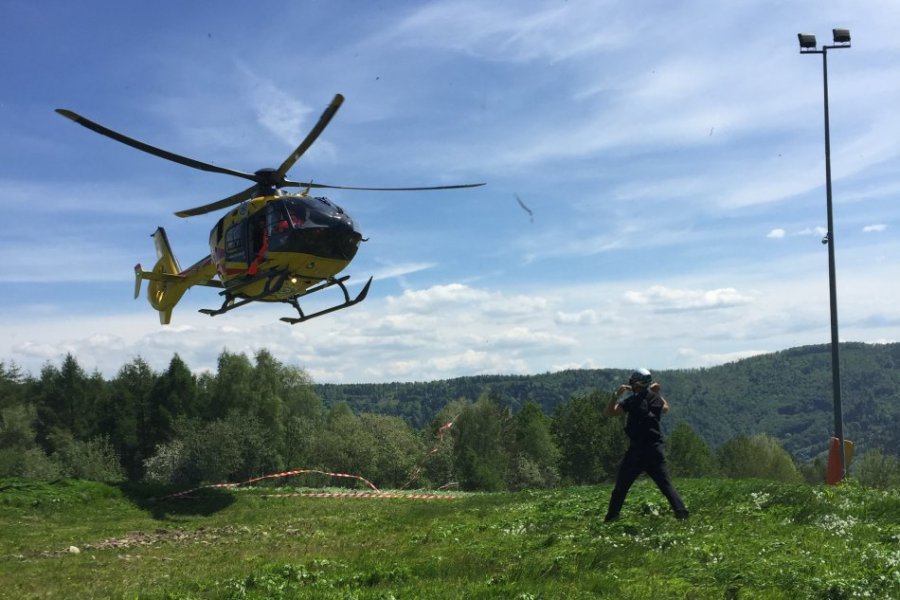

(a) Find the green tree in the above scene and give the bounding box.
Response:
[718,433,802,483]
[359,413,425,488]
[420,398,469,489]
[249,349,289,463]
[307,403,377,483]
[106,358,156,479]
[667,421,718,477]
[0,363,41,477]
[553,391,626,484]
[0,361,25,411]
[452,395,510,491]
[0,363,33,445]
[149,354,197,446]
[509,401,560,490]
[209,350,255,419]
[0,362,62,480]
[34,354,92,446]
[281,364,321,420]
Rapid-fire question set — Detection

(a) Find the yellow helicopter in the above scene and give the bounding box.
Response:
[56,94,484,325]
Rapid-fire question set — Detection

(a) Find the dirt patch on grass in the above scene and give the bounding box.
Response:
[37,525,253,557]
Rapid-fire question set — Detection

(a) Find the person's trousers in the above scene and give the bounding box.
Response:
[605,442,687,520]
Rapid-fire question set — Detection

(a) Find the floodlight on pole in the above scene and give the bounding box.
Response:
[798,33,818,49]
[832,29,851,44]
[797,28,851,481]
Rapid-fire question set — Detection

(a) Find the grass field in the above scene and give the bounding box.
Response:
[1,477,897,599]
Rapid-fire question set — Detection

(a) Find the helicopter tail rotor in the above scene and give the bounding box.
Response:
[133,228,219,324]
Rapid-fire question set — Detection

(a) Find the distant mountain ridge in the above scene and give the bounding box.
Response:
[315,343,900,460]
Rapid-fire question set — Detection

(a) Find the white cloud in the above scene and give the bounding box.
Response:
[797,226,828,237]
[386,283,547,317]
[624,285,754,313]
[675,347,769,367]
[247,80,314,146]
[385,0,631,64]
[6,0,900,387]
[555,309,600,325]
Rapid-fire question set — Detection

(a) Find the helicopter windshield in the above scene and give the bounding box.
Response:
[267,199,307,235]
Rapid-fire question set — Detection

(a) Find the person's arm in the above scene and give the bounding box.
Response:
[651,382,670,413]
[606,384,630,416]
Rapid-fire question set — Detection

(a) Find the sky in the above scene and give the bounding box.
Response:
[2,0,899,384]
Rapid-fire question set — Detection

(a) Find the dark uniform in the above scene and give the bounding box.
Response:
[605,388,688,521]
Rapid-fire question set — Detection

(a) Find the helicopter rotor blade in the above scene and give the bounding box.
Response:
[273,93,345,182]
[55,109,259,183]
[286,182,486,192]
[175,185,259,218]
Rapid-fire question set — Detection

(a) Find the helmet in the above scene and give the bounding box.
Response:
[628,368,652,387]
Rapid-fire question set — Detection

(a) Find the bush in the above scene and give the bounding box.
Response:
[143,440,186,484]
[50,434,125,482]
[508,453,550,491]
[0,447,64,480]
[798,454,827,485]
[143,413,282,485]
[667,422,718,478]
[853,450,900,489]
[718,433,802,483]
[21,448,64,480]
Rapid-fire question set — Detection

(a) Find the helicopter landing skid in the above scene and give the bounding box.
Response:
[280,275,372,325]
[198,271,292,317]
[197,273,372,323]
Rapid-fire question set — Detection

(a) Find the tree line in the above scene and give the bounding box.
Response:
[315,342,900,461]
[1,351,897,490]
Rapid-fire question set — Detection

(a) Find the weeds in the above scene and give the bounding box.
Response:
[0,477,897,599]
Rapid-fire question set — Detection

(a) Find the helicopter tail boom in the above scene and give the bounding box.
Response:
[134,227,218,324]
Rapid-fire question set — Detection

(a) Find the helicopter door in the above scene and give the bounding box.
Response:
[224,221,249,265]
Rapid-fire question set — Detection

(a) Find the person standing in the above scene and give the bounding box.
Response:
[604,368,688,522]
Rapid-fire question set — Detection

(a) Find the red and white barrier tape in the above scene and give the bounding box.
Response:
[161,468,379,500]
[161,467,457,501]
[401,417,456,489]
[257,491,457,500]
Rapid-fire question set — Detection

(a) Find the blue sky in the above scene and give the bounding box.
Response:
[2,0,899,383]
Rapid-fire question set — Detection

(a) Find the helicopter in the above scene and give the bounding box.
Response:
[56,94,484,325]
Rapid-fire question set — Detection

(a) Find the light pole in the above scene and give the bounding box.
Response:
[798,29,851,480]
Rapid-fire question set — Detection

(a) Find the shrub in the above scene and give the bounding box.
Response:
[667,421,718,477]
[718,433,802,483]
[0,447,64,480]
[853,450,900,489]
[143,440,186,484]
[143,413,282,485]
[50,434,125,482]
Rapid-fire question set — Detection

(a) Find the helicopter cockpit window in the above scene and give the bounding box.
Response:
[315,196,345,215]
[266,202,290,236]
[275,198,309,230]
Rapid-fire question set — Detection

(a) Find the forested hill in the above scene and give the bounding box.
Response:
[315,342,900,460]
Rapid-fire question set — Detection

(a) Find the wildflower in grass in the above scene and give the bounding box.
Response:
[817,514,858,536]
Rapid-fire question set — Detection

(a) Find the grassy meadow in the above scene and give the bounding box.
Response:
[1,477,897,599]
